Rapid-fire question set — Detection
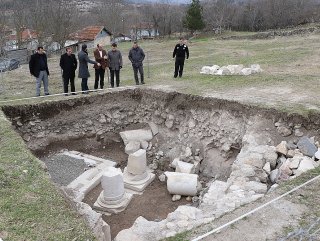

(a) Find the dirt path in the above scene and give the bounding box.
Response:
[188,177,320,241]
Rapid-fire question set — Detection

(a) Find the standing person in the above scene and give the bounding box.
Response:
[128,41,145,85]
[29,46,50,96]
[107,43,123,88]
[172,37,189,78]
[78,44,99,94]
[93,44,108,89]
[60,47,78,95]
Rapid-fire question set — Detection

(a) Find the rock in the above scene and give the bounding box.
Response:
[241,68,252,75]
[148,122,159,136]
[158,174,166,182]
[188,119,196,128]
[244,181,267,194]
[287,150,295,158]
[165,119,174,129]
[296,156,315,173]
[277,126,292,137]
[23,134,31,142]
[172,194,181,202]
[269,169,279,183]
[98,114,107,123]
[297,136,317,157]
[276,141,288,156]
[263,162,271,174]
[170,158,180,168]
[315,149,320,159]
[250,64,262,73]
[279,159,293,176]
[294,129,304,137]
[186,196,192,202]
[185,147,192,158]
[288,157,301,169]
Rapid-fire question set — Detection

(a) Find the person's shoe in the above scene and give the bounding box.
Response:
[72,93,77,95]
[141,81,145,85]
[45,93,50,96]
[174,75,177,78]
[64,93,69,96]
[136,82,140,85]
[179,75,182,78]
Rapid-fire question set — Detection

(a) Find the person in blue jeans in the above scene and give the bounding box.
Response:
[29,46,50,96]
[78,44,99,94]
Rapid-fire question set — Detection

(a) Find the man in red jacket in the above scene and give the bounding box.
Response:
[93,44,108,89]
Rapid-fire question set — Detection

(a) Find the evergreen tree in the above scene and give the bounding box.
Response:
[183,0,205,34]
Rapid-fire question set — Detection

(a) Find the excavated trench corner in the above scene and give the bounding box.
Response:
[2,88,320,240]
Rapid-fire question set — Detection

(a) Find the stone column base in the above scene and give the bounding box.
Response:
[123,167,155,192]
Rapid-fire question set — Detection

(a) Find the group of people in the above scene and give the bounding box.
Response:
[29,38,189,96]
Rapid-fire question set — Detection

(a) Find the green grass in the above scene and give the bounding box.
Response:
[0,111,96,240]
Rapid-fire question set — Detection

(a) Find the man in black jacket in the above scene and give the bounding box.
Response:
[60,47,78,95]
[29,46,50,96]
[173,37,189,78]
[128,41,145,85]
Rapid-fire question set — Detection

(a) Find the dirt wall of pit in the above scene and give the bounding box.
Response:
[2,88,320,178]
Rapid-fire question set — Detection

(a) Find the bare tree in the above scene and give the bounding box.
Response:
[99,0,124,36]
[48,0,80,48]
[11,0,30,48]
[203,0,236,33]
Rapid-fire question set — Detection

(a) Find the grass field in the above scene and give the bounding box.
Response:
[1,30,320,111]
[1,30,320,240]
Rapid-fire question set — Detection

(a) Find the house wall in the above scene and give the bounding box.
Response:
[94,30,111,47]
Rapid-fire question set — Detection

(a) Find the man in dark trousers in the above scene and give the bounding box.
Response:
[93,44,108,89]
[78,44,99,94]
[107,43,123,88]
[29,46,50,96]
[128,41,145,85]
[173,37,189,78]
[60,47,77,95]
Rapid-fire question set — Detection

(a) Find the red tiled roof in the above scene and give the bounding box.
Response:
[8,29,38,41]
[69,26,111,41]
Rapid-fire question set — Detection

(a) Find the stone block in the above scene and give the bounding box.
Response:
[175,160,195,174]
[127,149,147,175]
[120,129,153,145]
[297,136,317,157]
[165,172,199,196]
[125,141,141,155]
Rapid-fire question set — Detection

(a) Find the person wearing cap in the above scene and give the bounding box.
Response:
[128,41,145,85]
[78,44,100,94]
[107,43,123,88]
[29,46,50,96]
[93,44,108,89]
[172,37,189,78]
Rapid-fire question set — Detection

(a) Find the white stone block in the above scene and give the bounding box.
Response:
[241,68,252,76]
[251,64,262,73]
[127,149,147,175]
[125,141,141,155]
[101,167,125,201]
[175,160,195,174]
[165,172,199,196]
[120,129,153,145]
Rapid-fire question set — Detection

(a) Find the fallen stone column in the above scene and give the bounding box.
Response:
[164,172,199,196]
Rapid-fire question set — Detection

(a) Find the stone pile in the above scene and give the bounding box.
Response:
[200,64,262,76]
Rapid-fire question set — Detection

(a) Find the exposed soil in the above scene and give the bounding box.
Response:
[83,179,190,238]
[34,135,190,239]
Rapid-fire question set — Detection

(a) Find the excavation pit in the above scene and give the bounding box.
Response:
[2,88,320,240]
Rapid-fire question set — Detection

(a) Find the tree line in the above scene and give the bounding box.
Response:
[1,0,320,50]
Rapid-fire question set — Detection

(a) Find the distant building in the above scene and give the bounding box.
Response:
[67,26,113,49]
[4,28,38,51]
[130,22,159,40]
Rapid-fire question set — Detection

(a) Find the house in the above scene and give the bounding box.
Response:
[130,22,159,40]
[67,26,112,49]
[4,28,38,51]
